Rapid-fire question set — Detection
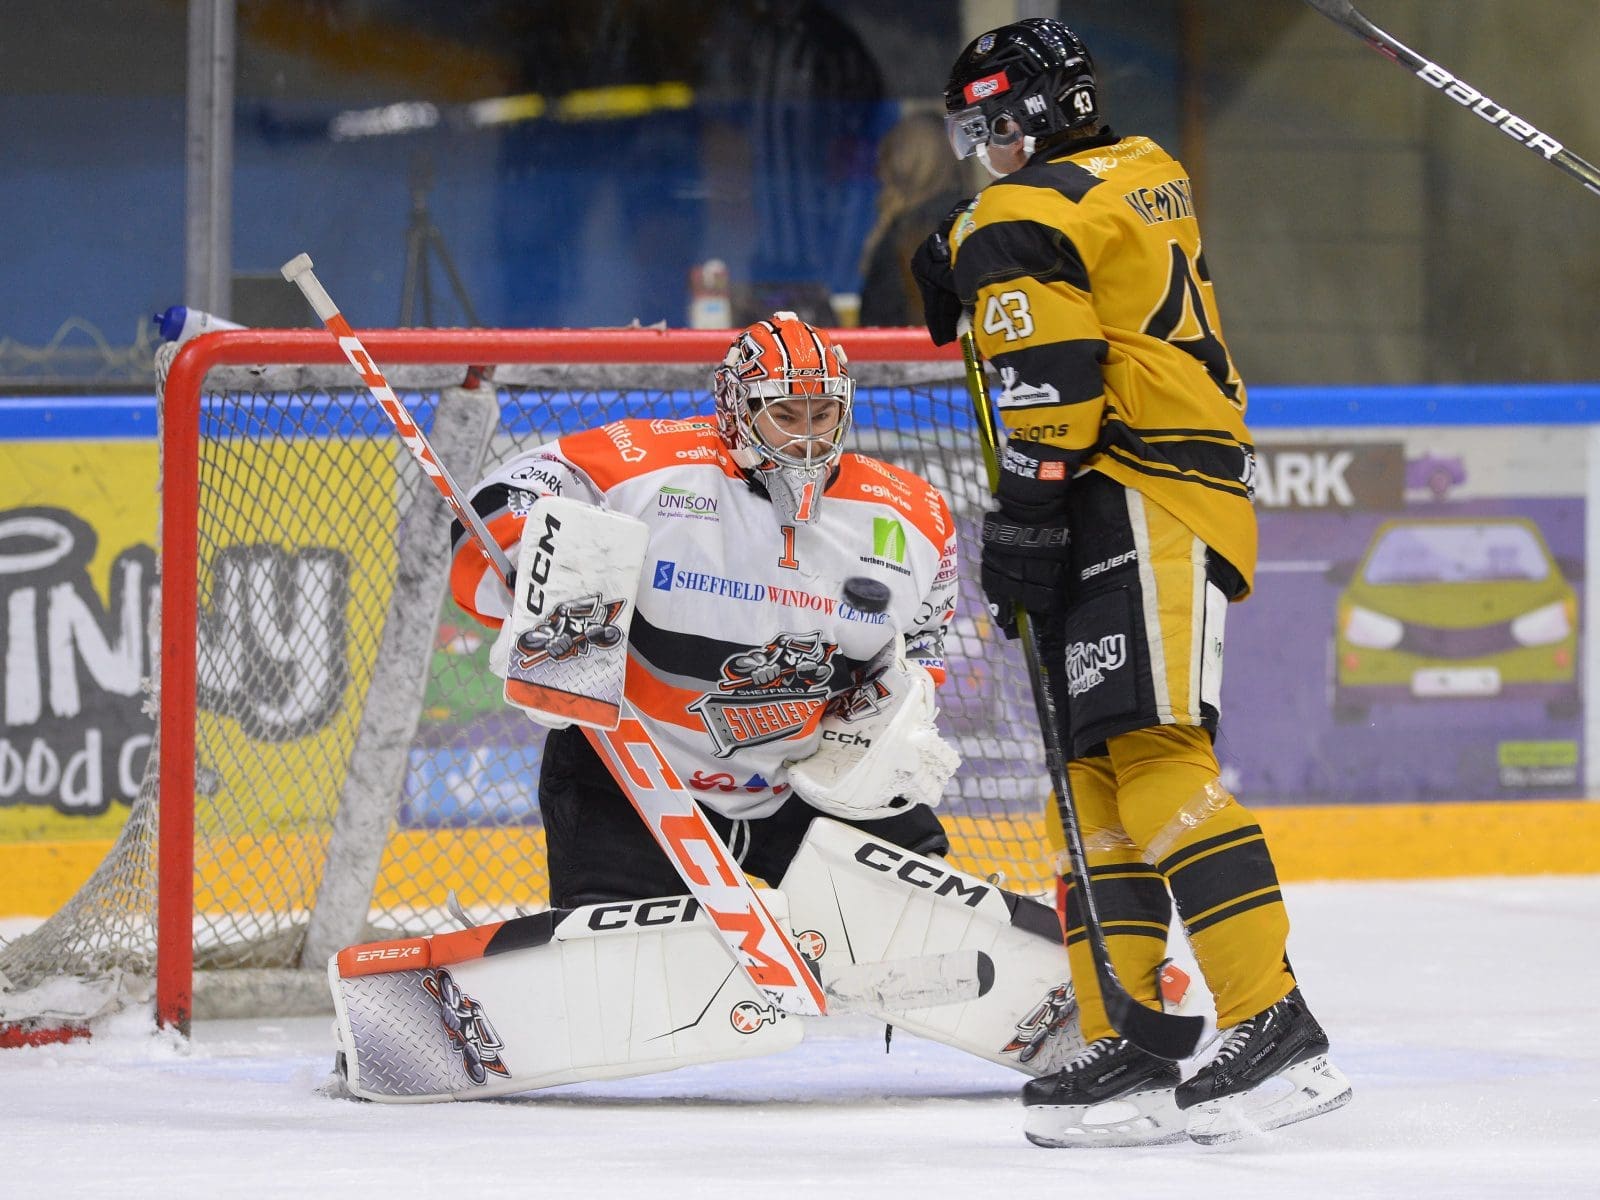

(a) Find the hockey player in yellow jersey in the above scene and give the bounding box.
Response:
[913,18,1352,1146]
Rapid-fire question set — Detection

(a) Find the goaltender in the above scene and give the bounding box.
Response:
[328,315,1091,1102]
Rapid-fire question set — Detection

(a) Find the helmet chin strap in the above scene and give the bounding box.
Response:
[976,135,1035,178]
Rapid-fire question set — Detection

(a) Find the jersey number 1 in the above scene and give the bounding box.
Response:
[780,483,819,569]
[778,525,800,570]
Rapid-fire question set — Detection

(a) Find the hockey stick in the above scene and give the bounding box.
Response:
[959,326,1203,1061]
[1303,0,1600,199]
[825,949,992,1012]
[583,716,827,1016]
[281,253,827,1018]
[280,254,515,583]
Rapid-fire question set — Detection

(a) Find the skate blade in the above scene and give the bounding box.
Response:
[1186,1054,1353,1145]
[1024,1087,1188,1149]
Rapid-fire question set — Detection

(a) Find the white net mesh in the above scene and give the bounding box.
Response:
[0,334,1051,1025]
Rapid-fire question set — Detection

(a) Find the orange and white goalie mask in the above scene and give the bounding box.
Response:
[713,311,855,525]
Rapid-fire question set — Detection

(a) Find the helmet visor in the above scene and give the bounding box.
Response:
[945,105,992,159]
[945,105,1027,160]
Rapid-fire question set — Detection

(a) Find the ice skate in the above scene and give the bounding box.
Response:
[1022,1036,1186,1148]
[1176,987,1353,1144]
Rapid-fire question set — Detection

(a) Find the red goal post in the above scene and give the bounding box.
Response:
[0,327,1053,1040]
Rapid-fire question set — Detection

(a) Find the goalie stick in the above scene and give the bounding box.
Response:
[281,254,827,1018]
[280,254,515,583]
[825,949,992,1011]
[1303,0,1600,199]
[959,325,1203,1062]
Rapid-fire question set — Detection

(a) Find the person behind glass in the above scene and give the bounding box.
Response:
[856,113,968,326]
[910,18,1353,1148]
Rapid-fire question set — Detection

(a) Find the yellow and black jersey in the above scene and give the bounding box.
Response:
[951,132,1256,595]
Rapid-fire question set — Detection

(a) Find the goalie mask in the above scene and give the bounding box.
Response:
[943,18,1099,175]
[713,312,854,525]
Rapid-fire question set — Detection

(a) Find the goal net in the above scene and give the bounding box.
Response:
[0,328,1050,1036]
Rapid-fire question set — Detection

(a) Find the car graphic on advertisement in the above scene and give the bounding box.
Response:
[1329,516,1580,722]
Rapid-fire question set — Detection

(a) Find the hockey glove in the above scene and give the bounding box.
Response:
[980,510,1071,639]
[910,198,974,346]
[979,438,1074,639]
[786,636,959,818]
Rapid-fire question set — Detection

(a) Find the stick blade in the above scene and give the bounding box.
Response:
[824,950,993,1011]
[1105,989,1205,1061]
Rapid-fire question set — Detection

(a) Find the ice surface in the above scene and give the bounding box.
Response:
[3,877,1597,1199]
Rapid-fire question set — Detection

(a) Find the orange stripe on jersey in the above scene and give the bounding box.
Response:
[624,654,711,732]
[558,418,745,493]
[829,453,953,549]
[627,655,832,745]
[450,510,524,629]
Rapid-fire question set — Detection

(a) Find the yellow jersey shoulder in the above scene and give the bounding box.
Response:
[961,136,1191,236]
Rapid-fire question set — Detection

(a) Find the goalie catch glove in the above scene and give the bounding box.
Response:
[785,635,960,820]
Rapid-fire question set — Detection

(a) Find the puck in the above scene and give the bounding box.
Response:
[841,576,891,614]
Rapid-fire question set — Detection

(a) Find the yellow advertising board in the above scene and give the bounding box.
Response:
[0,440,158,843]
[189,434,397,844]
[5,400,1600,922]
[1,432,397,915]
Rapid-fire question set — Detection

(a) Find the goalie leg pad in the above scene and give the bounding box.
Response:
[330,892,804,1102]
[780,818,1084,1075]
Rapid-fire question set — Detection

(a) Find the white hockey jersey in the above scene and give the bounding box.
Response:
[451,417,959,820]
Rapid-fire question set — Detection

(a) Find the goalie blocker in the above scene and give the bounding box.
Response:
[330,819,1084,1100]
[495,494,649,730]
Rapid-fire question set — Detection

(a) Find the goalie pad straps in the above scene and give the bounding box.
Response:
[330,892,804,1102]
[499,494,648,730]
[779,818,1085,1076]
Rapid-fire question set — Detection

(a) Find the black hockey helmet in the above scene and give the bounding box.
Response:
[943,18,1099,161]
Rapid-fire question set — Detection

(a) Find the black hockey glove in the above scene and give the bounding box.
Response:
[979,438,1074,639]
[980,511,1071,639]
[910,198,973,347]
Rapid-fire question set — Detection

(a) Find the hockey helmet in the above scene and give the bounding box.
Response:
[943,18,1099,166]
[713,312,854,525]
